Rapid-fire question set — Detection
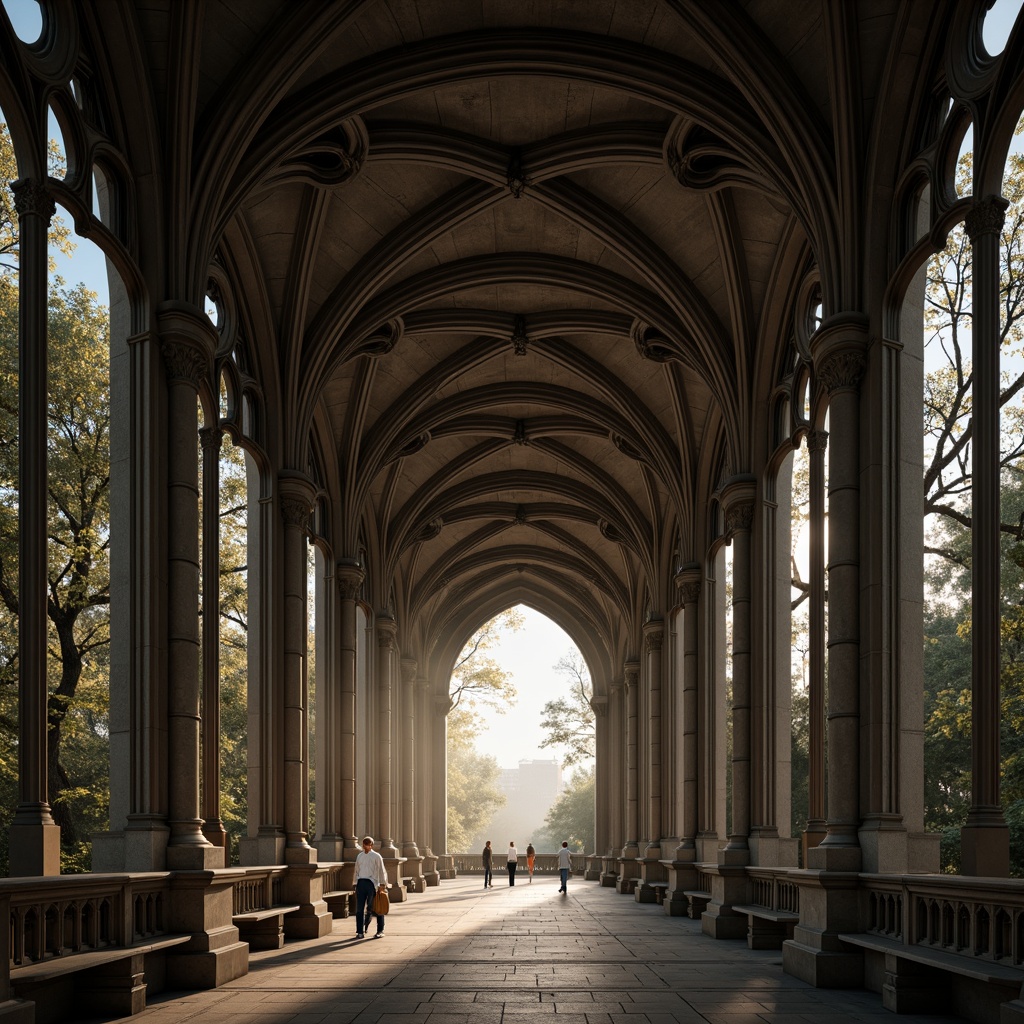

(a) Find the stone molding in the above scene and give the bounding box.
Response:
[644,625,664,653]
[964,195,1008,240]
[807,428,829,453]
[624,661,640,689]
[336,562,365,600]
[199,426,223,452]
[817,349,866,394]
[161,338,209,386]
[11,178,55,220]
[280,496,311,529]
[377,618,398,650]
[725,501,754,532]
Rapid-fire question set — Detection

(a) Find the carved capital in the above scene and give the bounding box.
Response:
[725,501,754,533]
[280,496,311,529]
[964,195,1008,241]
[11,178,55,221]
[681,581,701,605]
[400,657,417,684]
[623,661,640,690]
[806,428,829,453]
[160,338,208,386]
[377,618,397,650]
[199,426,223,453]
[590,696,608,718]
[817,350,865,395]
[337,562,365,600]
[644,628,664,654]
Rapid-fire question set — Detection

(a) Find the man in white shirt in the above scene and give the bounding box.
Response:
[354,835,388,938]
[506,842,518,886]
[557,841,571,893]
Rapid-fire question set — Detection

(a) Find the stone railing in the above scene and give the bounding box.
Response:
[746,867,800,914]
[3,871,174,967]
[452,852,589,875]
[861,872,1024,965]
[230,866,287,915]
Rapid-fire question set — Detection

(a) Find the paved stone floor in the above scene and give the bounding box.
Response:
[131,874,967,1024]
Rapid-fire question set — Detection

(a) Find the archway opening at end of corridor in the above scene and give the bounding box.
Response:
[445,604,594,861]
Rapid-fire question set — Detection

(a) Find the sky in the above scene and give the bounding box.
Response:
[467,605,583,770]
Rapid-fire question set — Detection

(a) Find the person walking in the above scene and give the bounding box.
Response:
[355,835,388,938]
[526,842,536,882]
[557,840,571,894]
[506,841,518,885]
[482,840,493,888]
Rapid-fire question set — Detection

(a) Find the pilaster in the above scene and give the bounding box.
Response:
[617,660,641,894]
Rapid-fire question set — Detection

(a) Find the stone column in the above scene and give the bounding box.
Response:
[200,426,226,861]
[314,554,343,860]
[804,428,829,857]
[814,339,866,868]
[962,197,1011,876]
[418,678,440,885]
[336,561,364,865]
[8,180,59,876]
[431,692,451,875]
[703,483,754,938]
[665,573,701,914]
[375,618,407,894]
[588,692,608,880]
[601,680,623,885]
[638,621,666,898]
[160,308,219,870]
[725,487,755,859]
[400,656,424,890]
[783,316,867,988]
[616,660,641,893]
[279,473,316,864]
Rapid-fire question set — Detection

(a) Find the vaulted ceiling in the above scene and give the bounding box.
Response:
[72,0,943,683]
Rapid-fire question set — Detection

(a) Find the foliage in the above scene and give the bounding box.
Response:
[445,706,505,853]
[538,650,594,767]
[536,764,594,853]
[447,607,523,715]
[921,132,1024,875]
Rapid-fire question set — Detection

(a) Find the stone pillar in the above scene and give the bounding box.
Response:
[961,197,1011,876]
[160,307,219,871]
[238,462,286,866]
[334,561,363,866]
[588,693,608,880]
[804,428,829,858]
[601,680,623,885]
[418,678,440,885]
[314,554,343,861]
[400,656,425,891]
[703,483,754,938]
[783,316,868,988]
[431,691,451,876]
[279,472,316,865]
[616,660,641,893]
[665,572,701,914]
[200,426,227,862]
[375,618,407,895]
[8,180,59,876]
[638,621,666,898]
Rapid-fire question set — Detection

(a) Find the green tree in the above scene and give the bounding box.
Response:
[443,610,521,851]
[445,706,505,852]
[538,650,594,766]
[536,765,594,853]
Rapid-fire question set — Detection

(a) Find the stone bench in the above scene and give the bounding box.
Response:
[683,889,711,920]
[636,881,669,905]
[11,933,191,1021]
[323,889,355,918]
[732,904,799,949]
[232,904,301,950]
[839,931,1024,1016]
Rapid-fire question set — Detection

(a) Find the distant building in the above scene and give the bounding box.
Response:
[469,759,563,852]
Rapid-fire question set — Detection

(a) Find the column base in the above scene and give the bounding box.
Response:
[383,856,409,900]
[961,820,1010,877]
[282,865,333,941]
[401,854,426,893]
[283,843,318,866]
[166,941,250,990]
[7,821,60,877]
[92,822,172,873]
[238,831,285,867]
[782,936,862,988]
[167,843,225,870]
[421,851,440,885]
[661,855,697,916]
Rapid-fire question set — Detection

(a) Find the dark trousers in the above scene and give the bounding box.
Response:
[483,864,492,887]
[507,861,517,885]
[356,877,384,934]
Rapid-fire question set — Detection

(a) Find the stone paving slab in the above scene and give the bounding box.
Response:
[115,874,970,1024]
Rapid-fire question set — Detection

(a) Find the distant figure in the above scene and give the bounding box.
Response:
[557,840,571,894]
[507,841,518,885]
[526,842,536,882]
[482,840,493,888]
[355,835,388,938]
